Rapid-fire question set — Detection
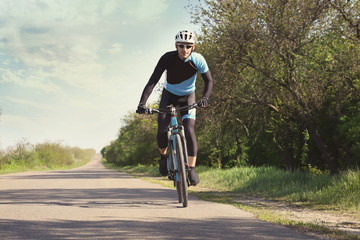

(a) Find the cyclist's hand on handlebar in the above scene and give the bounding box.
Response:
[136,104,148,114]
[198,97,210,108]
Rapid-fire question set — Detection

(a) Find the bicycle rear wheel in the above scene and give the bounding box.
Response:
[175,133,188,207]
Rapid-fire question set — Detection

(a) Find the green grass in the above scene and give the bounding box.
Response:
[0,159,92,174]
[197,165,360,212]
[109,163,360,212]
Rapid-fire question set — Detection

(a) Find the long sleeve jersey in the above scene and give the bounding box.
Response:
[139,50,213,105]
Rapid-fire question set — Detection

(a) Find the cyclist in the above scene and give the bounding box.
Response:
[137,30,213,186]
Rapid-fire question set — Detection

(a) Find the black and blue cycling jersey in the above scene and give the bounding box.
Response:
[139,50,213,105]
[163,51,208,96]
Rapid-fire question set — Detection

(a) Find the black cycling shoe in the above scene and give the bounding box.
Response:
[158,154,168,176]
[188,167,200,186]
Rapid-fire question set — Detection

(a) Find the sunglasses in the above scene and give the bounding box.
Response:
[177,44,193,49]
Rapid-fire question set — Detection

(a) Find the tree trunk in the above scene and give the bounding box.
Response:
[272,135,297,170]
[307,122,338,174]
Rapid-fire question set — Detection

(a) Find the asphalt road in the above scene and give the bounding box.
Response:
[0,154,323,240]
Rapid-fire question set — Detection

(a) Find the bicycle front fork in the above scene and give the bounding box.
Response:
[167,127,190,185]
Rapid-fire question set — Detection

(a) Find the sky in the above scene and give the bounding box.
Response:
[0,0,201,152]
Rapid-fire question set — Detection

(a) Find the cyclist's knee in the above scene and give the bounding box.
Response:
[157,132,168,149]
[159,147,167,155]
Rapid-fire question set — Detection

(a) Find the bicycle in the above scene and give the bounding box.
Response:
[139,103,198,207]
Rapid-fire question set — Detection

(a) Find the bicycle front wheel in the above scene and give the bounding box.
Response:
[170,139,182,203]
[175,133,188,207]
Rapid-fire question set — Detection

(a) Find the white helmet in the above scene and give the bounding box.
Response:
[175,30,196,44]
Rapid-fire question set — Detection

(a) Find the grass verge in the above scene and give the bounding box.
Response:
[0,141,96,174]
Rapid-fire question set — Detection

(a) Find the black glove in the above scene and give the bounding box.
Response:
[136,104,148,114]
[198,97,210,107]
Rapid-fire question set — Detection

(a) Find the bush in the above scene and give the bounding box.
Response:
[103,111,159,166]
[35,142,74,167]
[0,139,96,172]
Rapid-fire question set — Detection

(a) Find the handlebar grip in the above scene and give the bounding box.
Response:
[136,109,148,114]
[136,109,155,114]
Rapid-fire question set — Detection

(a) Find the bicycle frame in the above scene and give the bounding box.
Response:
[166,106,189,184]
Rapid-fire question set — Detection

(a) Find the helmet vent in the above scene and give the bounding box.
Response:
[175,30,196,44]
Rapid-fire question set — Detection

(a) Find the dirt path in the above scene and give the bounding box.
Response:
[231,193,360,237]
[0,154,325,239]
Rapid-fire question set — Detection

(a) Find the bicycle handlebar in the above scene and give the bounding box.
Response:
[136,103,199,115]
[152,103,198,114]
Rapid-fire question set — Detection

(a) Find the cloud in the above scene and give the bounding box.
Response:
[0,0,172,97]
[0,0,116,27]
[127,0,169,21]
[0,1,111,92]
[0,96,53,110]
[0,67,62,93]
[0,113,43,128]
[107,43,123,55]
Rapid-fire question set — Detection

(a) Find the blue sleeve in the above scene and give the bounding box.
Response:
[191,53,209,74]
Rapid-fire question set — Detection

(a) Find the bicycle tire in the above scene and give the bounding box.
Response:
[168,135,182,203]
[175,133,188,207]
[170,139,182,203]
[176,181,182,203]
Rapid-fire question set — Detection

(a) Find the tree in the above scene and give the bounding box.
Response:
[104,111,159,166]
[192,0,360,172]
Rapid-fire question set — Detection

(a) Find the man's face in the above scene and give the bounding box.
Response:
[176,42,195,60]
